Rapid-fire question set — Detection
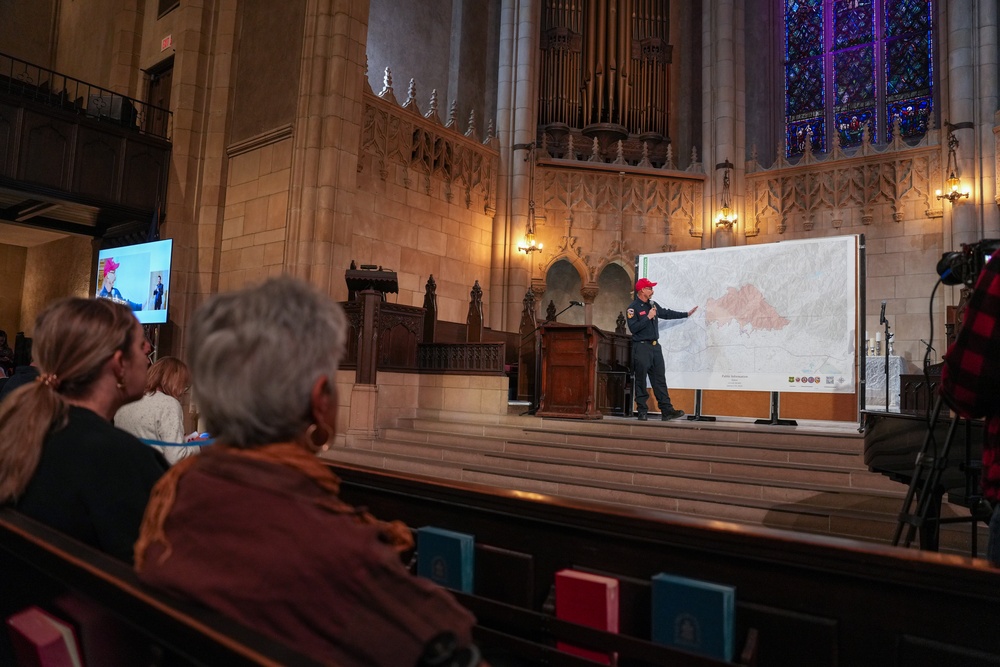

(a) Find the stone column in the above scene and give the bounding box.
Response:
[703,0,743,248]
[285,0,369,295]
[580,284,599,326]
[945,0,977,249]
[974,1,999,237]
[491,0,540,331]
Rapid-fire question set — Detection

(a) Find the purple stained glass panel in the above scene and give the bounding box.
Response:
[834,0,873,50]
[885,0,930,37]
[786,58,825,116]
[886,33,932,96]
[786,0,824,61]
[787,117,826,157]
[835,108,874,146]
[834,45,875,107]
[785,0,933,155]
[886,96,930,142]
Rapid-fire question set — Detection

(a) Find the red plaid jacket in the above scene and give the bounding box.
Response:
[941,254,1000,502]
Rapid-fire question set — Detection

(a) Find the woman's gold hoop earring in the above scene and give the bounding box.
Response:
[305,422,331,452]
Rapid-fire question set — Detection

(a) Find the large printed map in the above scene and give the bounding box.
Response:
[638,236,859,393]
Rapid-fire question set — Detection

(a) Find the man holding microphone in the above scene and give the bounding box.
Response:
[627,278,698,421]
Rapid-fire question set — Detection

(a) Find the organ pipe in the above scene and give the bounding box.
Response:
[538,0,670,140]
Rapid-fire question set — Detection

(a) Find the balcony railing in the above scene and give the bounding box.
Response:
[0,51,171,141]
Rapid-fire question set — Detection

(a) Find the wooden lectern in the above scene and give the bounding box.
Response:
[536,324,603,419]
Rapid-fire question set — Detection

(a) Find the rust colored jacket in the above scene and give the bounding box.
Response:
[136,450,475,666]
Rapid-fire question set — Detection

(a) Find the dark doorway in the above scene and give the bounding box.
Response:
[144,59,173,138]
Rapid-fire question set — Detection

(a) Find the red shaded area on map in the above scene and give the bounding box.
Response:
[705,285,790,331]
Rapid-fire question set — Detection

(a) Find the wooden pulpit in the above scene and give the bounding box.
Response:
[536,324,603,419]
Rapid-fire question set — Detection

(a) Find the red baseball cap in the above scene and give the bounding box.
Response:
[635,278,657,291]
[103,257,120,277]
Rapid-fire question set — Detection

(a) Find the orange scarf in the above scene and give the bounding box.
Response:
[134,442,414,570]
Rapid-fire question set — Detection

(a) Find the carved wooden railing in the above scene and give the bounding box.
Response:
[417,342,505,375]
[342,300,424,372]
[340,276,511,376]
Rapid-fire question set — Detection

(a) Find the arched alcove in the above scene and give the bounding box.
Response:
[595,263,632,331]
[543,259,584,325]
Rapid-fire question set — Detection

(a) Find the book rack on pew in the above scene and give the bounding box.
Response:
[333,462,1000,667]
[454,591,757,666]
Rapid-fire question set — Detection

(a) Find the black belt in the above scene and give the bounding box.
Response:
[633,340,657,346]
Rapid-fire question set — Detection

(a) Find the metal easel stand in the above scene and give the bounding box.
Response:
[686,389,716,421]
[754,391,797,426]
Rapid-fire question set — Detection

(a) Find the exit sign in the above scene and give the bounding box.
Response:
[161,35,173,51]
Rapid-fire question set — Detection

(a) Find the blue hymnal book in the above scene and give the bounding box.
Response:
[416,527,474,593]
[651,572,735,662]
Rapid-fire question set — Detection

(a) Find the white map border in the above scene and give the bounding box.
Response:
[638,235,859,394]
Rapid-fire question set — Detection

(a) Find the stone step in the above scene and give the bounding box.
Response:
[380,429,904,493]
[378,428,899,493]
[408,414,866,452]
[395,424,868,468]
[353,436,903,509]
[322,446,983,554]
[336,410,987,558]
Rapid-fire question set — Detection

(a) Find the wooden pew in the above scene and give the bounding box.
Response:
[331,462,1000,667]
[0,509,321,667]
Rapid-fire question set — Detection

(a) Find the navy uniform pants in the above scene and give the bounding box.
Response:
[632,340,674,415]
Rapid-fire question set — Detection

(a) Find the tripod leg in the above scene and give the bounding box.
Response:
[910,412,961,548]
[918,489,943,551]
[893,396,946,546]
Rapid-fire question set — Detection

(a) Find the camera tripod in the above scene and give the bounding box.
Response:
[892,395,989,554]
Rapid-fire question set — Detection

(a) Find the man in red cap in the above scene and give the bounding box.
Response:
[626,277,698,421]
[98,257,143,311]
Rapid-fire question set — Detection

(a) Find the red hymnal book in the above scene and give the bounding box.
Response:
[6,606,83,667]
[555,569,619,665]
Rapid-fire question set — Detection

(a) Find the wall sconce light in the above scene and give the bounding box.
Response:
[715,158,736,230]
[518,143,543,254]
[518,227,543,254]
[518,196,543,253]
[936,123,971,204]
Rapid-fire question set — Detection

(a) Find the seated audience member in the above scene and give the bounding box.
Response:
[134,277,480,667]
[0,298,167,563]
[940,253,1000,565]
[0,360,39,403]
[116,356,201,464]
[0,329,13,377]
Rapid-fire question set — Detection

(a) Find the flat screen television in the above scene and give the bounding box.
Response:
[95,239,173,324]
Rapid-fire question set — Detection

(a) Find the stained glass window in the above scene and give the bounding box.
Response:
[784,0,933,157]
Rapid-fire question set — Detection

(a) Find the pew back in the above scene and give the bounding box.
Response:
[0,509,321,667]
[332,462,1000,667]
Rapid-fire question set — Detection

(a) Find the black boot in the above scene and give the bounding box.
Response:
[661,409,685,421]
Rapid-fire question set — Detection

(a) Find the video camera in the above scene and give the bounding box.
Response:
[936,239,1000,287]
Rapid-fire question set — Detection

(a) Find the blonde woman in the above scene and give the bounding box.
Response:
[0,298,167,563]
[116,356,200,464]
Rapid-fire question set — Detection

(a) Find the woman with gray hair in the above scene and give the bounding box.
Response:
[134,277,480,667]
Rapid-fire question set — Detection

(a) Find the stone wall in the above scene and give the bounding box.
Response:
[332,369,508,447]
[743,133,947,369]
[20,236,93,336]
[0,244,27,337]
[219,137,292,292]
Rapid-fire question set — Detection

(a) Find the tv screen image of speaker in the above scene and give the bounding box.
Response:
[95,239,173,324]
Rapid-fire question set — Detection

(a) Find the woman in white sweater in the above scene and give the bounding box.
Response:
[116,356,199,464]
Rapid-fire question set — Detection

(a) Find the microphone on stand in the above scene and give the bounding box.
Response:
[879,300,886,325]
[569,301,584,307]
